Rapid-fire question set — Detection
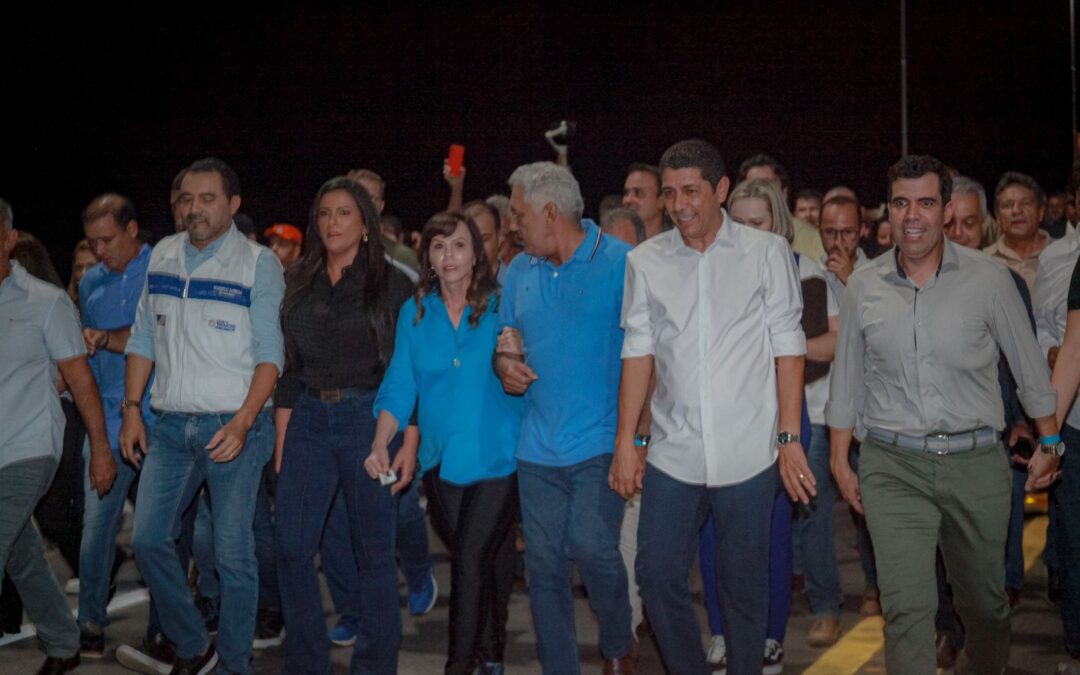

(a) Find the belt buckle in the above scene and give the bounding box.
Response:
[320,388,342,403]
[928,432,950,455]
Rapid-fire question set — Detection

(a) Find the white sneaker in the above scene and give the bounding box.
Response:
[115,644,172,674]
[64,578,80,594]
[706,634,726,673]
[762,638,784,675]
[1056,661,1080,675]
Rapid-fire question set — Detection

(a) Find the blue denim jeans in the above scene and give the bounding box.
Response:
[131,410,272,675]
[275,390,400,675]
[638,462,777,675]
[192,489,219,619]
[321,433,431,624]
[1052,423,1080,657]
[253,464,280,613]
[700,481,793,641]
[78,442,137,631]
[517,454,632,674]
[793,424,843,617]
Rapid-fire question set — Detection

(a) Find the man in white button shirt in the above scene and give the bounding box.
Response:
[610,139,810,675]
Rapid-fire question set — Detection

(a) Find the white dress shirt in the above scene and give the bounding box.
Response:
[621,212,806,487]
[1034,225,1080,428]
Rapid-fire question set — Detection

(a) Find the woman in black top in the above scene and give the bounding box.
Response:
[274,176,413,675]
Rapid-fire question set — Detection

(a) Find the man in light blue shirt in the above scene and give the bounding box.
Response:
[0,198,116,675]
[494,162,636,674]
[75,193,156,658]
[121,159,284,675]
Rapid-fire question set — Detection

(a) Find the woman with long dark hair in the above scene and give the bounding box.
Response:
[367,212,522,675]
[273,176,413,674]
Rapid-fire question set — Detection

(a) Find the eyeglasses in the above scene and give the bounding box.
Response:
[821,228,859,240]
[997,199,1037,211]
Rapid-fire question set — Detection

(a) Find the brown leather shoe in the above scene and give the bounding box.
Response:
[806,615,841,647]
[859,587,882,616]
[603,642,638,675]
[935,632,957,669]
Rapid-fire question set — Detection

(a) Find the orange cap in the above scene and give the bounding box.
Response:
[264,223,303,244]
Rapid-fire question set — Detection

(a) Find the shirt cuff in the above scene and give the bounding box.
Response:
[770,329,806,358]
[621,332,655,359]
[824,402,857,430]
[1017,387,1057,420]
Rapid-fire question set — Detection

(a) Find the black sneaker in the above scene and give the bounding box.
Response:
[252,608,285,649]
[169,644,218,675]
[80,628,105,659]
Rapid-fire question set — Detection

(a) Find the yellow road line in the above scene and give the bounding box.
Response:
[805,514,1049,674]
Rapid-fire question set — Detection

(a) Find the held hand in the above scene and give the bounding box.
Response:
[442,160,466,188]
[364,441,391,480]
[119,410,148,469]
[832,461,863,514]
[88,441,118,497]
[496,358,538,395]
[608,437,645,500]
[778,442,816,504]
[82,328,108,357]
[1026,449,1062,491]
[207,416,252,463]
[1048,345,1060,370]
[1008,420,1035,466]
[497,327,524,356]
[389,445,418,495]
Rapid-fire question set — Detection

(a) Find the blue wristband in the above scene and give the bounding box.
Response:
[1040,434,1062,446]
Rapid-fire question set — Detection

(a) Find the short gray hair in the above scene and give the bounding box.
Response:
[951,175,987,217]
[0,198,12,233]
[507,162,584,223]
[601,208,647,245]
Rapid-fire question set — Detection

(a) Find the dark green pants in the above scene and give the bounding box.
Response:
[860,436,1011,675]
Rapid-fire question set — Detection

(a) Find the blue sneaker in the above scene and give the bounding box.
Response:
[329,619,359,647]
[408,570,438,616]
[479,662,504,675]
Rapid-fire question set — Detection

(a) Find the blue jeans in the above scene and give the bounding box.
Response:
[131,410,272,675]
[322,435,431,624]
[192,489,219,619]
[700,482,793,641]
[638,462,777,675]
[793,424,842,616]
[78,442,137,631]
[1005,462,1027,590]
[1052,423,1080,657]
[254,464,280,613]
[275,390,400,675]
[517,454,632,674]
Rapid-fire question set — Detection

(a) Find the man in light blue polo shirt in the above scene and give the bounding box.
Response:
[75,193,155,658]
[0,198,117,675]
[495,162,636,675]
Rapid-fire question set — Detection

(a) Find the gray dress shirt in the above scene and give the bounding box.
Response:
[826,239,1056,435]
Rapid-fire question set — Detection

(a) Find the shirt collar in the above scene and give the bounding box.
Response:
[184,223,236,261]
[888,237,958,282]
[667,209,738,255]
[530,219,602,267]
[103,243,152,278]
[2,260,29,291]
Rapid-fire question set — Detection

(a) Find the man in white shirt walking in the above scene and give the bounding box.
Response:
[610,139,809,675]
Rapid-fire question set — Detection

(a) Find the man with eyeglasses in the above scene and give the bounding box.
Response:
[984,172,1052,295]
[819,195,868,303]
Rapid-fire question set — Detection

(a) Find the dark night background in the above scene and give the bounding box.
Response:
[1,2,1075,277]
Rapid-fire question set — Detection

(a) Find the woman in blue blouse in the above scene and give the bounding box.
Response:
[366,212,523,675]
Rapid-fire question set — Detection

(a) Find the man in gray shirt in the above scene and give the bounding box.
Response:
[826,156,1062,674]
[0,198,116,675]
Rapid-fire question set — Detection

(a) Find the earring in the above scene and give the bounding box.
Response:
[363,231,369,243]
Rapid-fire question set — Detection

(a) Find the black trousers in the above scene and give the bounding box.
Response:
[424,466,518,675]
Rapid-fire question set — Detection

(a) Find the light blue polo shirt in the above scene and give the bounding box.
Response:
[0,261,86,471]
[80,244,155,448]
[497,220,631,467]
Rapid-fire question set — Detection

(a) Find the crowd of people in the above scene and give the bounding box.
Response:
[1,140,1079,675]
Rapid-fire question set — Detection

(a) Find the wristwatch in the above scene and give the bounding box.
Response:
[1039,434,1066,457]
[120,399,141,411]
[634,434,651,448]
[776,432,800,446]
